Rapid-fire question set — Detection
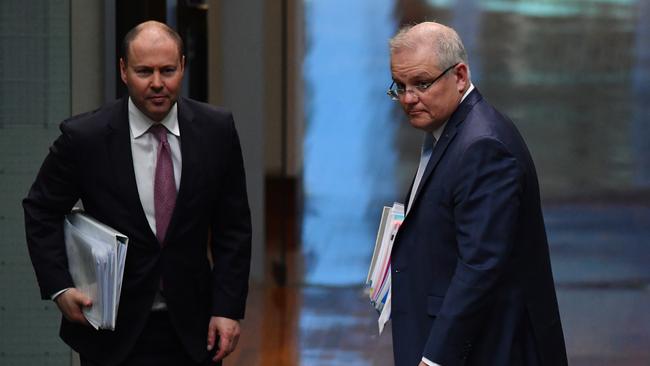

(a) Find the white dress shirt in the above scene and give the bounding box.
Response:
[128,98,182,234]
[421,83,474,366]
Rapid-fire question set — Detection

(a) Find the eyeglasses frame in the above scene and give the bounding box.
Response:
[387,62,460,101]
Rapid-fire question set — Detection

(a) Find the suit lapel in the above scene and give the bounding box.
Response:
[106,97,157,244]
[407,89,483,214]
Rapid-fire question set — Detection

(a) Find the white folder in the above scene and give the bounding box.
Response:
[63,211,128,330]
[365,202,404,334]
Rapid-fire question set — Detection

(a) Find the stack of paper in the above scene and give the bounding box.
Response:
[63,212,128,330]
[365,202,404,334]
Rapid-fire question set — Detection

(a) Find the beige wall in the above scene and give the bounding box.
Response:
[264,0,304,178]
[211,0,304,178]
[208,0,305,280]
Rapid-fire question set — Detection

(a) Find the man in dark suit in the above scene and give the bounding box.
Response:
[387,22,567,366]
[23,21,251,366]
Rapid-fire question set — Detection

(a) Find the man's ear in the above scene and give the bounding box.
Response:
[119,58,128,84]
[455,63,469,93]
[180,55,186,72]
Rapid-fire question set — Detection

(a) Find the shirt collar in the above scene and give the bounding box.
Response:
[461,83,475,104]
[128,97,180,139]
[432,121,446,142]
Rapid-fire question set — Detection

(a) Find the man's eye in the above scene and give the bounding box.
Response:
[162,68,176,76]
[135,69,152,76]
[415,81,432,90]
[394,83,406,92]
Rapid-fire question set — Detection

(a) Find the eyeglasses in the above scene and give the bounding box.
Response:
[387,63,459,101]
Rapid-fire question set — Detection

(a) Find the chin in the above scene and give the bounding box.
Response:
[408,118,435,132]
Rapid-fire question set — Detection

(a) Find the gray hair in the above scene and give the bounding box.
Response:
[389,22,469,73]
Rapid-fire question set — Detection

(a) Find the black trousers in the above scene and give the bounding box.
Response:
[81,311,220,366]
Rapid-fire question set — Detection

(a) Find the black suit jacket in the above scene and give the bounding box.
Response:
[23,97,252,366]
[391,90,567,366]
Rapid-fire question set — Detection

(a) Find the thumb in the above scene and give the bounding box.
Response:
[72,290,93,307]
[80,296,93,307]
[207,320,218,351]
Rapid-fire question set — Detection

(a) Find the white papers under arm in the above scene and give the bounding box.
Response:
[63,223,103,329]
[378,290,391,334]
[366,202,403,334]
[63,212,128,330]
[366,206,391,284]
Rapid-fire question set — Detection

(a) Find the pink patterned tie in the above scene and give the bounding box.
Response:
[150,124,176,245]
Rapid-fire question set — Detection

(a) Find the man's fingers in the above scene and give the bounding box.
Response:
[230,333,240,353]
[208,316,240,361]
[61,288,92,307]
[212,335,232,362]
[74,294,92,308]
[206,322,217,351]
[63,305,88,324]
[212,349,227,362]
[77,290,92,307]
[66,303,88,324]
[78,294,93,307]
[55,289,92,326]
[220,334,232,353]
[71,311,89,325]
[212,342,228,362]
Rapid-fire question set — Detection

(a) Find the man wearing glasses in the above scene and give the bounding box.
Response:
[387,22,567,366]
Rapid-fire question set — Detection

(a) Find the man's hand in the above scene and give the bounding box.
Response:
[420,360,440,366]
[54,288,92,326]
[207,316,240,362]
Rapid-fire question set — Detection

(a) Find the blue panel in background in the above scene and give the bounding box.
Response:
[302,0,398,286]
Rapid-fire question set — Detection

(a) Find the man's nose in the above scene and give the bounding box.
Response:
[402,90,419,104]
[151,71,163,89]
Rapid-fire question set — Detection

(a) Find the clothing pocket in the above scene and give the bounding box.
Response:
[427,295,444,316]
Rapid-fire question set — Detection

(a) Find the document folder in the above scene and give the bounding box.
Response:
[63,212,128,330]
[365,202,404,334]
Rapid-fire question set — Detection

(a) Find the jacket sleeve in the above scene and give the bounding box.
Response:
[209,113,252,319]
[423,137,524,365]
[23,121,82,299]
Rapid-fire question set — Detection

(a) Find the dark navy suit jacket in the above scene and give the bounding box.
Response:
[23,97,252,366]
[391,89,567,366]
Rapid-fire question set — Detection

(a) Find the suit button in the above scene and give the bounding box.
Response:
[394,268,400,273]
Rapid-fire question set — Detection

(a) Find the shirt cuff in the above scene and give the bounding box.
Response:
[51,288,71,301]
[422,357,441,366]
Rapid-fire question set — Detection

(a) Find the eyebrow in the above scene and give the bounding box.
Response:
[393,72,435,83]
[132,64,177,70]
